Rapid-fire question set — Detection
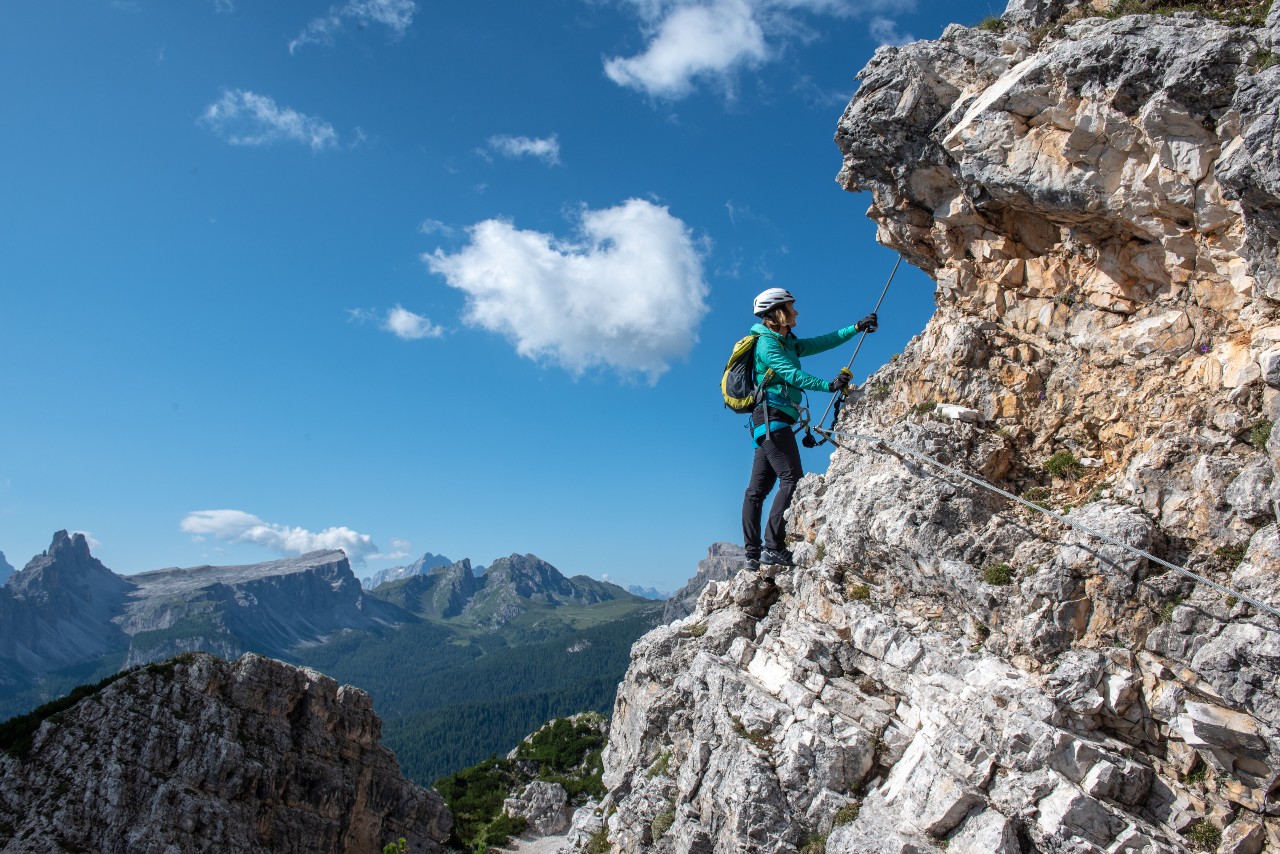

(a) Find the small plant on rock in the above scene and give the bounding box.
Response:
[1157,595,1185,624]
[1253,49,1278,71]
[983,563,1014,585]
[910,401,937,415]
[1215,544,1247,569]
[646,750,671,779]
[1022,486,1052,504]
[977,15,1007,31]
[870,382,891,401]
[800,833,828,854]
[651,808,676,838]
[1045,451,1083,481]
[585,825,610,854]
[381,839,408,854]
[1184,819,1221,852]
[1248,418,1272,449]
[685,623,708,638]
[834,801,862,825]
[846,582,871,601]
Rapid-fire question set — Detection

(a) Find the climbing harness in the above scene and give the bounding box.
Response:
[804,255,903,449]
[813,425,1280,625]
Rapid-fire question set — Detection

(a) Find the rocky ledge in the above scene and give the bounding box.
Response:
[587,1,1280,852]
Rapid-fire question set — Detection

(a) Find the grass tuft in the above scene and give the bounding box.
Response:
[1045,451,1083,481]
[1184,818,1222,851]
[983,563,1014,585]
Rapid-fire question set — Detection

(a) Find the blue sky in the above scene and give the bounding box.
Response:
[1,0,993,593]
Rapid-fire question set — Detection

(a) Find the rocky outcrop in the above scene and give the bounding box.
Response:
[0,653,451,853]
[0,553,13,587]
[591,2,1280,852]
[0,532,134,681]
[663,543,746,623]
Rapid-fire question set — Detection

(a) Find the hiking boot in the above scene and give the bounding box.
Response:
[744,558,761,572]
[760,547,793,567]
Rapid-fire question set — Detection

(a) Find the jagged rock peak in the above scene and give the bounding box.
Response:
[7,530,133,601]
[0,653,452,853]
[0,551,14,586]
[663,542,746,623]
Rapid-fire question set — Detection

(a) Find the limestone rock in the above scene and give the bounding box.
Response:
[663,542,746,622]
[0,653,451,853]
[505,781,571,836]
[591,0,1280,851]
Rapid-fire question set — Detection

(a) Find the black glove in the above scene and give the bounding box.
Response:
[829,372,851,393]
[855,312,878,333]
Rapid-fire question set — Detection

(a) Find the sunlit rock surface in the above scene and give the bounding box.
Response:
[588,1,1280,851]
[0,653,451,853]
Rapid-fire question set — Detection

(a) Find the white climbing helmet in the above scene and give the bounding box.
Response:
[753,287,795,317]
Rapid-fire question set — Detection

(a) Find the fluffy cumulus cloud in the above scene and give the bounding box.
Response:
[290,0,417,53]
[346,306,443,340]
[605,0,916,98]
[200,90,338,151]
[181,510,380,564]
[485,134,561,165]
[424,199,708,382]
[384,305,443,340]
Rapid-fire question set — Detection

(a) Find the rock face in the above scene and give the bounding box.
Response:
[0,653,451,853]
[663,542,747,623]
[591,2,1280,852]
[0,553,13,587]
[461,554,637,629]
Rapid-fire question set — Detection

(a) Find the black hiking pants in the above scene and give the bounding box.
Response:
[741,425,803,560]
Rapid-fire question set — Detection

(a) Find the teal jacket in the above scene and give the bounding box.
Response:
[752,322,859,442]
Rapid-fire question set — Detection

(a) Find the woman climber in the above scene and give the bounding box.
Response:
[742,287,878,569]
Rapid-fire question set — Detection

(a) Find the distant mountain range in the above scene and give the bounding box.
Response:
[0,532,662,783]
[0,531,399,719]
[361,552,453,589]
[626,585,668,600]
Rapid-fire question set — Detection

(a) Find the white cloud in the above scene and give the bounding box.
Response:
[604,0,916,98]
[213,0,235,12]
[390,537,412,551]
[420,219,460,238]
[72,530,103,552]
[605,0,767,98]
[485,134,561,165]
[423,198,708,382]
[868,16,914,46]
[384,305,444,340]
[347,306,444,340]
[200,89,338,151]
[180,509,380,565]
[290,0,417,53]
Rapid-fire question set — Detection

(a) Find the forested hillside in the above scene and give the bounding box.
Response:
[293,595,662,783]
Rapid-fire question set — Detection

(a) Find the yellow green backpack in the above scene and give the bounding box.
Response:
[721,334,775,414]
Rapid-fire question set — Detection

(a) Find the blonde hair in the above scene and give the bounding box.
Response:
[761,305,792,332]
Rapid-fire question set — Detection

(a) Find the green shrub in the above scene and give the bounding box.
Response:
[977,15,1007,31]
[800,833,828,854]
[382,840,407,854]
[1045,451,1083,481]
[1022,486,1052,504]
[584,825,610,854]
[1184,819,1221,851]
[973,621,991,642]
[870,383,891,401]
[685,623,708,638]
[1215,544,1247,568]
[983,563,1014,585]
[834,801,861,825]
[1184,763,1208,785]
[1157,596,1185,624]
[910,401,937,415]
[646,751,671,779]
[846,583,871,601]
[651,809,675,837]
[1254,48,1278,71]
[1248,418,1272,449]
